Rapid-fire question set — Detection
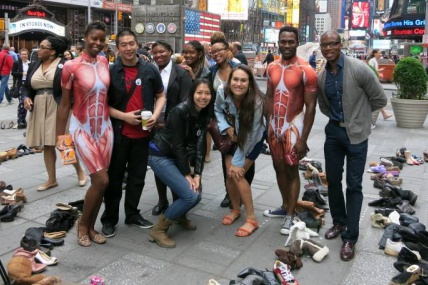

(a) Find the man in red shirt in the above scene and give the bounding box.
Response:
[100,29,166,237]
[0,44,14,106]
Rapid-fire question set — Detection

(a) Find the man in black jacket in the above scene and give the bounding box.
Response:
[100,28,166,237]
[232,42,248,65]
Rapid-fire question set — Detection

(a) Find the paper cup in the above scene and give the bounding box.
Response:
[141,110,152,130]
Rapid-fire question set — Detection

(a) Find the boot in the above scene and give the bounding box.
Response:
[175,215,197,230]
[405,150,414,165]
[149,214,176,248]
[274,248,303,270]
[290,239,329,262]
[418,231,428,262]
[393,188,418,206]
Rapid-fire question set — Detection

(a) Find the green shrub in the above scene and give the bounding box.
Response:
[393,57,427,99]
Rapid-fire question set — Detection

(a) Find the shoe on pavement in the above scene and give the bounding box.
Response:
[280,215,295,235]
[220,193,231,208]
[389,264,421,285]
[263,206,287,218]
[385,238,406,256]
[125,215,153,229]
[273,260,298,285]
[102,224,116,238]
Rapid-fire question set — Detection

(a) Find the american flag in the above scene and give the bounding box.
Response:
[185,9,221,43]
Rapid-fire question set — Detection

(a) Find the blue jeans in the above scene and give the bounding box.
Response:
[324,122,368,244]
[148,155,201,221]
[0,75,11,103]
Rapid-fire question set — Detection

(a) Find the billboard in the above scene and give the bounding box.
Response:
[352,2,369,29]
[376,0,385,14]
[372,19,384,37]
[185,9,221,42]
[208,0,249,21]
[372,39,391,49]
[316,0,327,13]
[264,28,279,43]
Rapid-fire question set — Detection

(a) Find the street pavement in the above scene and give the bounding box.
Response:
[0,79,428,285]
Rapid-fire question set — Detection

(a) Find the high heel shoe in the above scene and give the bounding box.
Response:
[311,173,328,196]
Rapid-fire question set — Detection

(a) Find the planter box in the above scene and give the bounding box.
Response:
[391,97,428,128]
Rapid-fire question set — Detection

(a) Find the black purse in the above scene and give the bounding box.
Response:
[9,85,19,99]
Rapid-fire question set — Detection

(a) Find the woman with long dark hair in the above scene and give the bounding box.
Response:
[57,21,113,247]
[148,78,213,248]
[215,65,265,237]
[150,40,193,216]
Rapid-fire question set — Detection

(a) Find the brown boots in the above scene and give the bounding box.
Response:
[149,214,176,248]
[175,215,197,230]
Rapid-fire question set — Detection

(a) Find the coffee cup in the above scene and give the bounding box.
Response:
[141,110,152,130]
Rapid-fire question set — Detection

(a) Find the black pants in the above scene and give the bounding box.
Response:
[101,136,150,226]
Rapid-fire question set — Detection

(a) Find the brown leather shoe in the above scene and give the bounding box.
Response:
[324,224,346,239]
[340,241,355,261]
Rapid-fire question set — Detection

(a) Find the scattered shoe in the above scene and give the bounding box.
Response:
[263,206,287,218]
[385,238,406,256]
[273,260,298,285]
[289,238,330,262]
[389,264,421,285]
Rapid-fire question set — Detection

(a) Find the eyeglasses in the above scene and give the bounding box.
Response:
[320,42,341,49]
[211,48,226,55]
[39,45,52,50]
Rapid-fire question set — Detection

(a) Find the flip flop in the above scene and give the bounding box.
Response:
[0,122,5,129]
[222,210,241,225]
[235,220,259,237]
[55,203,74,211]
[6,121,14,129]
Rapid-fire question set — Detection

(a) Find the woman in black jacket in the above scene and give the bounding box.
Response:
[11,48,30,129]
[150,40,193,216]
[148,78,214,248]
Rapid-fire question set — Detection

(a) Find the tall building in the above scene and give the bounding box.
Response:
[315,13,332,35]
[327,0,342,30]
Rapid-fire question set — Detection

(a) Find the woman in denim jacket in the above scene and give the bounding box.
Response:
[148,79,214,248]
[215,65,265,237]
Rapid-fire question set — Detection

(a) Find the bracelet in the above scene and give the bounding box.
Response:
[194,174,200,177]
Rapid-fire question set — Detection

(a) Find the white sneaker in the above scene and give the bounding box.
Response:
[273,260,297,284]
[385,238,406,256]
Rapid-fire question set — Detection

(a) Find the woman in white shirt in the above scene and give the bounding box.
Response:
[368,49,392,121]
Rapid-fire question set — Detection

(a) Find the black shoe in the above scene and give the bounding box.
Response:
[220,194,231,208]
[102,223,116,238]
[17,123,27,129]
[152,203,168,216]
[125,215,153,229]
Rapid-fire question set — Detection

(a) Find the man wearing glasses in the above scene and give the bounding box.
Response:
[263,26,318,236]
[317,30,386,261]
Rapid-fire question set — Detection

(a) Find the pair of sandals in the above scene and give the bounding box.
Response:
[222,210,259,237]
[0,121,14,129]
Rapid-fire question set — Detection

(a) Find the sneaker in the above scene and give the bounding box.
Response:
[273,260,298,285]
[263,206,287,218]
[280,215,295,235]
[125,215,153,229]
[102,223,116,238]
[385,238,406,256]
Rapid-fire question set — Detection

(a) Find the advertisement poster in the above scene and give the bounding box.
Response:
[208,0,249,21]
[372,19,384,37]
[315,0,327,13]
[352,2,369,29]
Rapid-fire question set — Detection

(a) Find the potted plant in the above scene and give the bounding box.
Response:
[391,57,428,128]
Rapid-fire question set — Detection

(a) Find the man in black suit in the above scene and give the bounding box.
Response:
[232,42,248,65]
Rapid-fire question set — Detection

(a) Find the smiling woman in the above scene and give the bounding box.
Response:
[56,21,113,248]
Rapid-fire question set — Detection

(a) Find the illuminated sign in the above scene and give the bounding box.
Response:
[385,28,425,36]
[26,10,46,18]
[264,28,279,43]
[351,2,369,29]
[373,39,391,49]
[291,0,299,27]
[349,30,366,37]
[383,19,425,29]
[208,0,249,21]
[9,18,65,36]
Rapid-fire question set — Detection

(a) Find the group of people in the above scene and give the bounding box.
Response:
[1,23,389,262]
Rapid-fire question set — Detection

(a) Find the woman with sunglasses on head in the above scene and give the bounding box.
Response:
[57,21,113,247]
[21,36,87,192]
[148,78,214,248]
[208,32,257,209]
[216,65,265,237]
[151,40,193,216]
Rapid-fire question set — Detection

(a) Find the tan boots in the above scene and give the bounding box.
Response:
[149,214,176,248]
